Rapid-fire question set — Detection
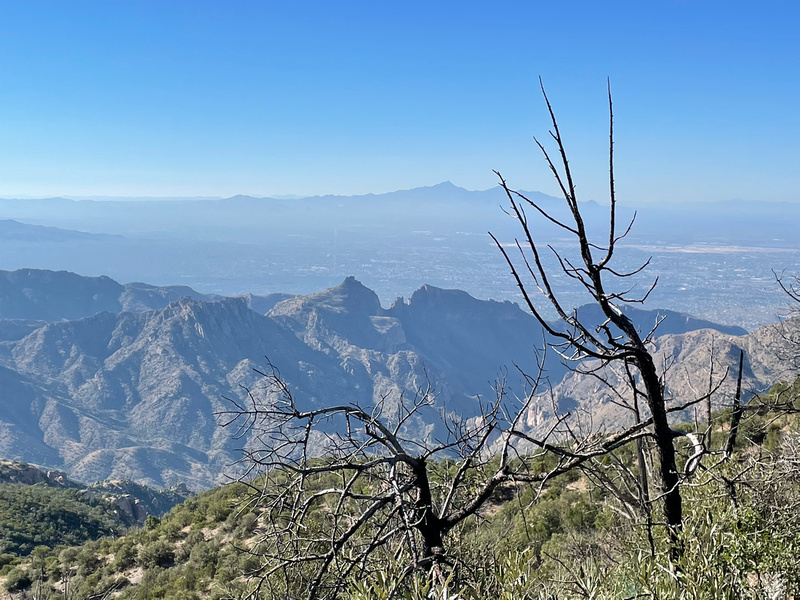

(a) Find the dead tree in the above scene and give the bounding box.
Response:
[490,79,686,555]
[216,83,729,595]
[774,270,800,375]
[219,358,666,599]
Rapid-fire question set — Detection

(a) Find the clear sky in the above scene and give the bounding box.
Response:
[1,1,798,202]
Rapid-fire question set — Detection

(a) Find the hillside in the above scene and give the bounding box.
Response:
[1,403,798,599]
[0,459,190,558]
[0,219,121,243]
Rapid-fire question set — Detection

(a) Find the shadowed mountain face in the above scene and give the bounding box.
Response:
[0,269,126,321]
[0,268,215,322]
[0,270,772,490]
[0,268,290,325]
[574,304,747,338]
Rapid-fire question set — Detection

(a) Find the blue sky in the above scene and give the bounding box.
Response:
[1,1,798,202]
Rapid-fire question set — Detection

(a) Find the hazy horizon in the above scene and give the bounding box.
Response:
[3,181,800,206]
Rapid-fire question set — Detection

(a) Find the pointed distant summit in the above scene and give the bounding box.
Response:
[340,275,364,286]
[430,181,459,190]
[270,277,383,319]
[335,276,382,311]
[414,181,477,197]
[267,278,390,355]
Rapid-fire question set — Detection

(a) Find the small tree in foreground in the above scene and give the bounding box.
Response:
[489,79,692,552]
[220,359,666,599]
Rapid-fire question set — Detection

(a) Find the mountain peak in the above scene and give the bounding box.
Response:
[170,295,249,316]
[269,277,383,320]
[431,181,459,189]
[326,277,383,314]
[340,275,362,287]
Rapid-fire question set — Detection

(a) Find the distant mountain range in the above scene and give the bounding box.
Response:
[3,184,798,333]
[1,269,793,491]
[3,182,799,245]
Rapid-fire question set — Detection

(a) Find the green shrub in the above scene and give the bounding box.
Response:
[4,566,32,593]
[112,540,138,571]
[138,539,175,569]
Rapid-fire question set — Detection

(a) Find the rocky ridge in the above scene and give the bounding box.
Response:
[0,459,190,525]
[0,269,789,491]
[0,268,290,325]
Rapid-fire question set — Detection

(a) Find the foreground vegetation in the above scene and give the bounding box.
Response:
[1,379,798,599]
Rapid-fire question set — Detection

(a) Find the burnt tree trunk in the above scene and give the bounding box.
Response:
[637,349,682,552]
[410,458,445,562]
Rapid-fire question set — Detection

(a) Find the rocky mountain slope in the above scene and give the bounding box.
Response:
[0,269,784,490]
[520,317,800,437]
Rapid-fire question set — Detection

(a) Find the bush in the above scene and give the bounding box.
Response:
[75,547,102,578]
[138,539,175,569]
[4,566,32,593]
[112,540,138,571]
[0,553,16,568]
